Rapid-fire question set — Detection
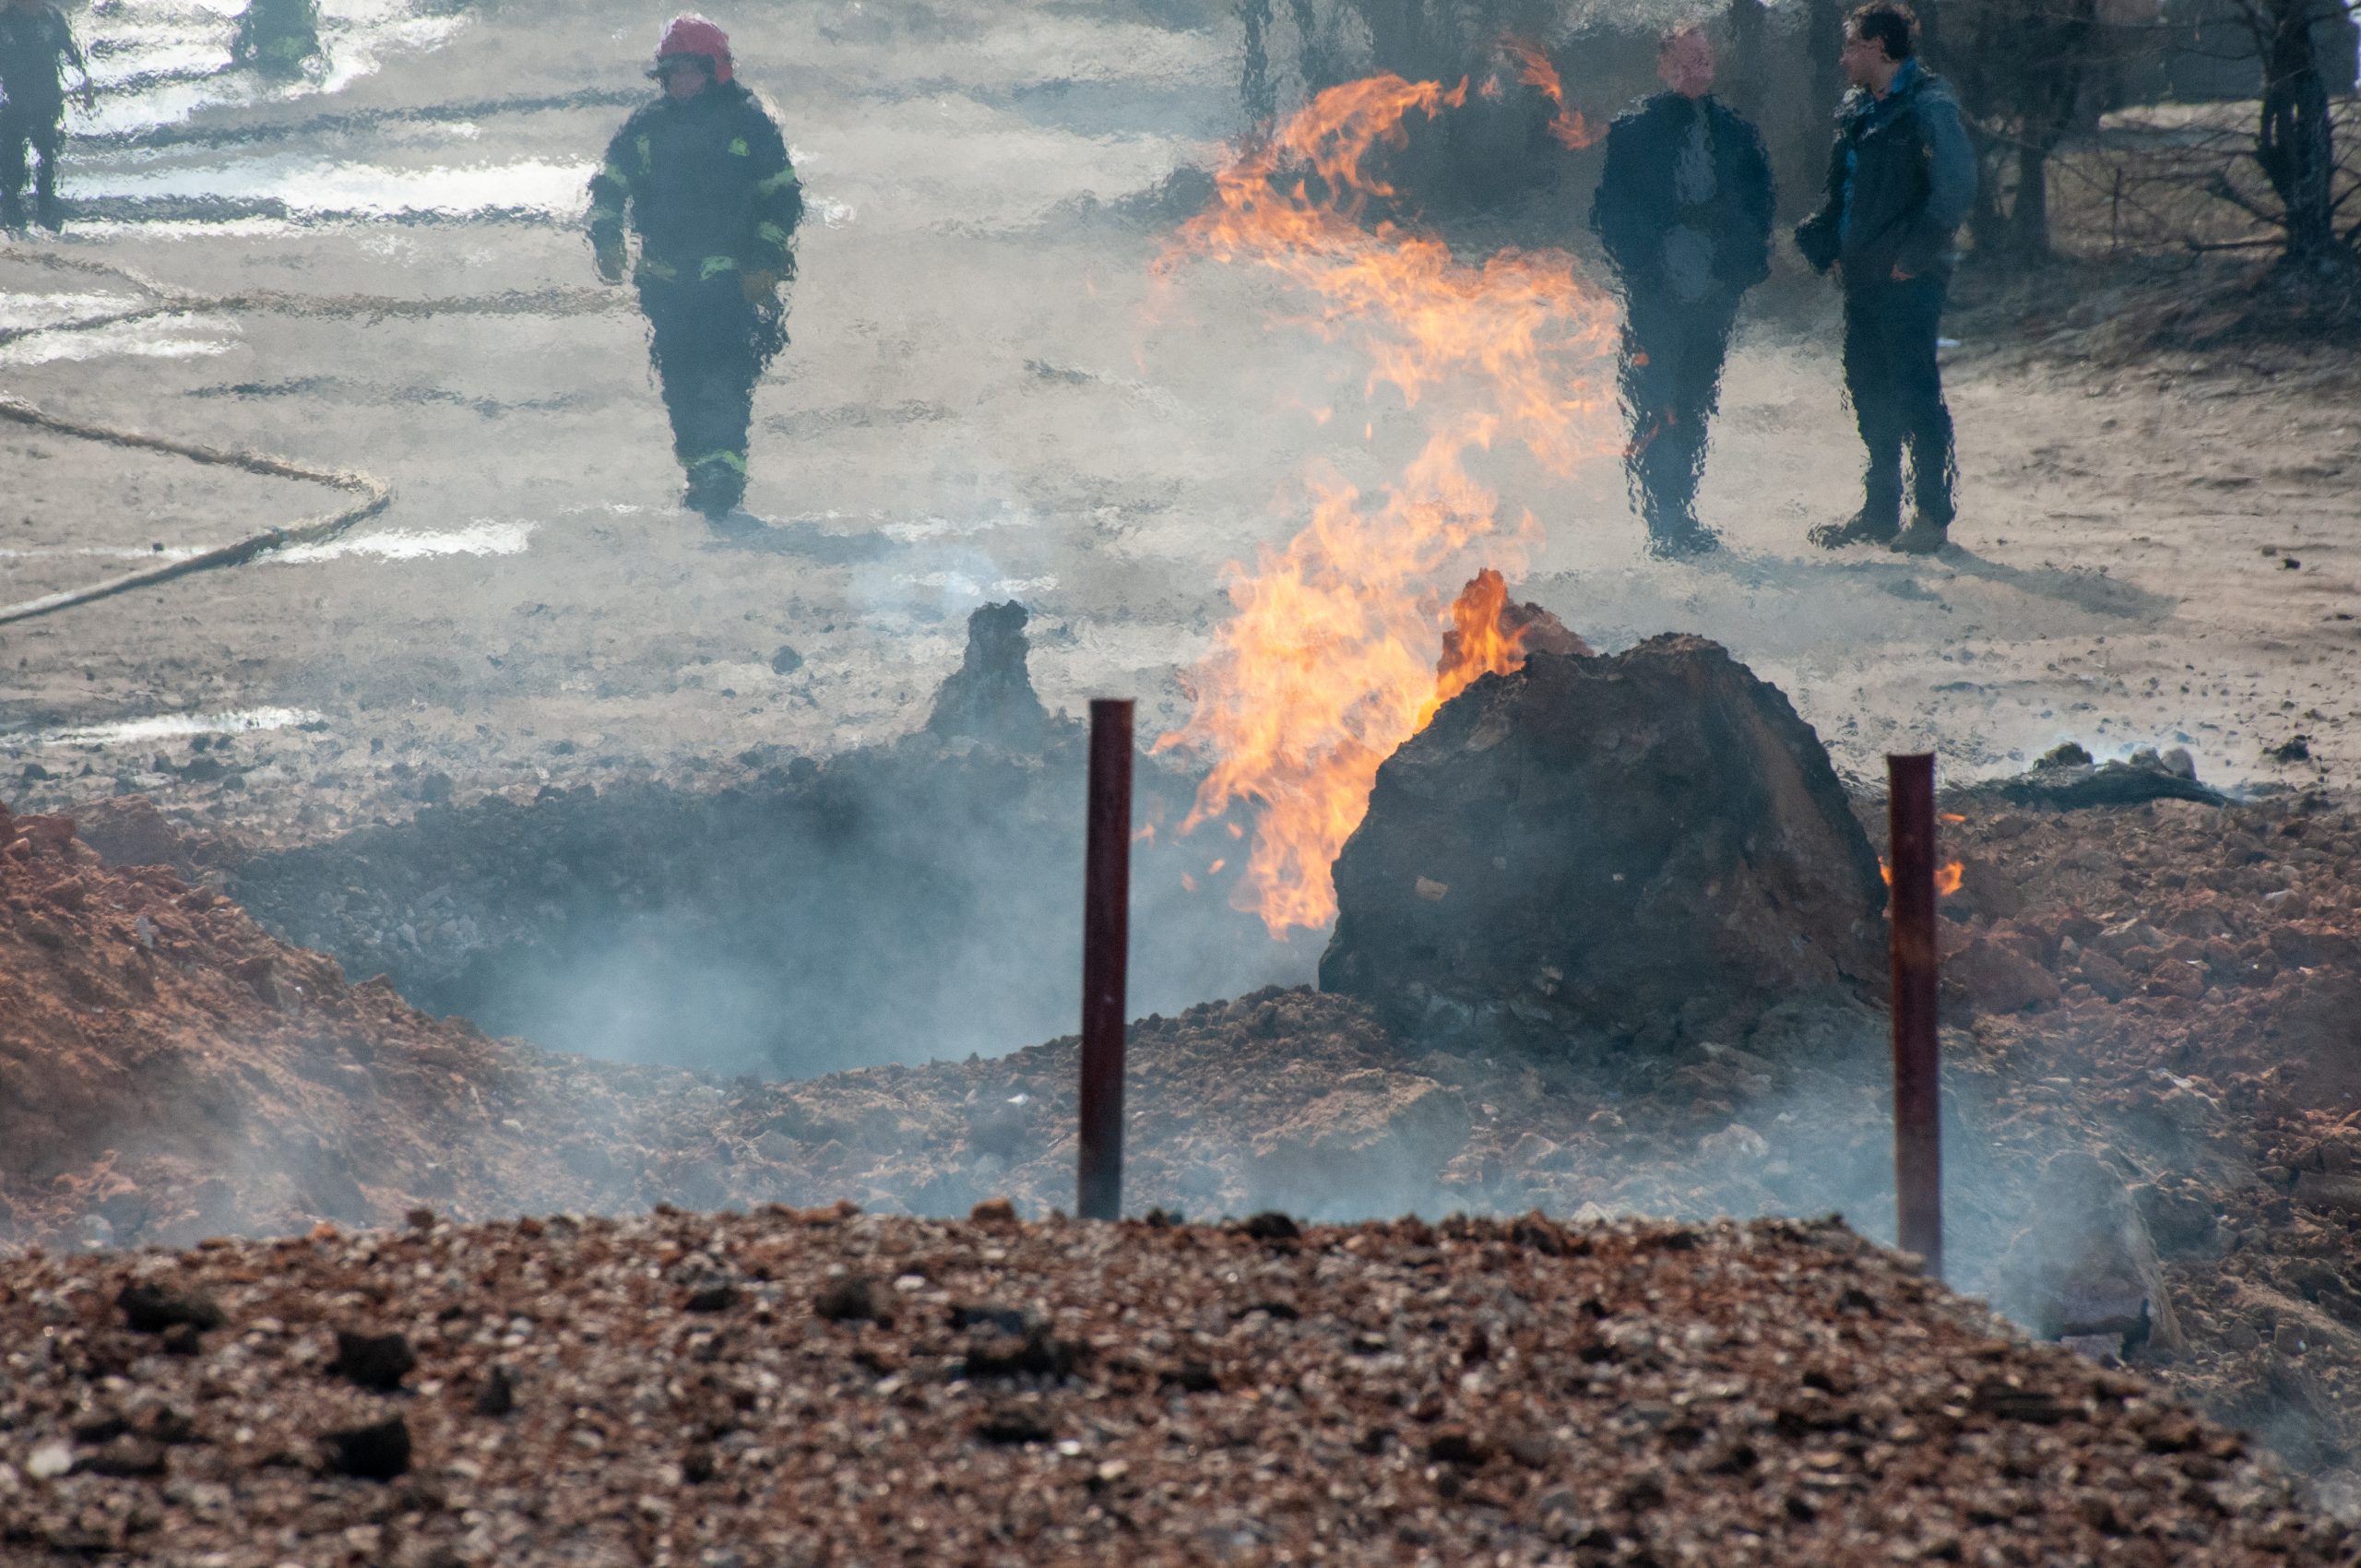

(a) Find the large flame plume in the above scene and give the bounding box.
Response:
[1153,69,1620,937]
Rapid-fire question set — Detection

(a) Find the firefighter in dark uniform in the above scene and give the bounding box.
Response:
[587,15,802,522]
[1589,25,1774,560]
[0,0,94,233]
[231,0,323,79]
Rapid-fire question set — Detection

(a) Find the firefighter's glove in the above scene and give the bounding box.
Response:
[739,269,783,305]
[593,239,627,285]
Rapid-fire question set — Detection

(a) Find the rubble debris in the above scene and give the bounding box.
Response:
[0,1210,2344,1564]
[1987,741,2226,808]
[923,600,1050,747]
[1322,634,1887,1047]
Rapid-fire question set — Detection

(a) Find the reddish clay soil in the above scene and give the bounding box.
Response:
[0,1206,2347,1566]
[9,786,2361,1510]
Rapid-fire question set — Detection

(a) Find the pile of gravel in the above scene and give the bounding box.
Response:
[0,1206,2344,1566]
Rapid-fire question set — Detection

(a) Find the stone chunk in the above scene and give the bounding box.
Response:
[326,1330,417,1392]
[323,1416,410,1481]
[117,1282,224,1336]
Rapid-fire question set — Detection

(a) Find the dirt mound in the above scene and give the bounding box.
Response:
[1,1208,2343,1566]
[1321,635,1887,1049]
[0,799,821,1252]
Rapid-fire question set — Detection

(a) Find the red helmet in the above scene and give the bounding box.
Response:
[654,15,733,83]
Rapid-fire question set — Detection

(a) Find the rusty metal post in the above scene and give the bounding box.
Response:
[1887,752,1943,1280]
[1078,699,1133,1222]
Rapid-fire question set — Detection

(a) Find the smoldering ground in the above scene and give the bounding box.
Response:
[226,607,1316,1077]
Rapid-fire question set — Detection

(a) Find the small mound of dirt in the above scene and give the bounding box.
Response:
[0,1208,2342,1566]
[1321,635,1886,1049]
[0,798,792,1251]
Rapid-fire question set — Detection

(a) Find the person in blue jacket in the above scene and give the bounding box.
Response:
[588,15,803,523]
[1795,1,1977,555]
[1590,25,1775,560]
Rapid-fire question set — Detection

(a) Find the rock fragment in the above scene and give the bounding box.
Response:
[322,1416,410,1480]
[116,1281,224,1336]
[326,1330,417,1392]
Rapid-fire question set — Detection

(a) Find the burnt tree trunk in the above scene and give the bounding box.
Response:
[1240,0,1275,129]
[2011,139,2054,255]
[1726,0,1768,125]
[2252,0,2343,271]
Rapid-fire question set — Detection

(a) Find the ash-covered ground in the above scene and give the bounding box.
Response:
[0,0,2355,839]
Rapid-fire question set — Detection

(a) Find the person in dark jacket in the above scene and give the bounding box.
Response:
[588,14,803,523]
[1795,1,1975,555]
[1589,25,1774,559]
[0,0,95,233]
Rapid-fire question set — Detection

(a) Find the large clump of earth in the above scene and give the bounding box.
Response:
[1322,632,1889,1051]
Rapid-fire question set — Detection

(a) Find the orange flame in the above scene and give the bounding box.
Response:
[1880,859,1966,897]
[1504,39,1602,150]
[1152,74,1620,936]
[1421,567,1527,730]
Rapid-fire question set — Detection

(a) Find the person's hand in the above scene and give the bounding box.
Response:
[593,240,626,284]
[738,269,781,305]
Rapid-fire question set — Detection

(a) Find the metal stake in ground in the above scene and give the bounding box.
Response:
[1887,752,1942,1280]
[1078,699,1134,1221]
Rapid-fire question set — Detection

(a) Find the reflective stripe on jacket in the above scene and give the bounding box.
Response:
[587,81,804,282]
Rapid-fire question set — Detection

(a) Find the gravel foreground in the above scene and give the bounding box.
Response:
[1,1207,2350,1567]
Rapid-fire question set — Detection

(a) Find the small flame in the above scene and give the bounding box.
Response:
[1421,568,1528,729]
[1880,859,1966,897]
[1503,39,1602,150]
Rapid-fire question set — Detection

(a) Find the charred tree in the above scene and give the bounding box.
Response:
[2245,0,2350,272]
[1725,0,1769,125]
[1950,0,2107,261]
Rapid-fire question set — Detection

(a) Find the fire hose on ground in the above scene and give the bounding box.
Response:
[0,395,392,627]
[0,255,631,627]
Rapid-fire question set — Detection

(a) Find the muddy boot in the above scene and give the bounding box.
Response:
[1808,510,1899,550]
[1890,517,1951,556]
[681,453,746,522]
[1644,513,1721,561]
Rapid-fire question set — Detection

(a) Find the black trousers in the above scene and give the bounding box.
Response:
[1842,274,1956,527]
[1618,287,1738,539]
[636,275,785,501]
[0,101,65,212]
